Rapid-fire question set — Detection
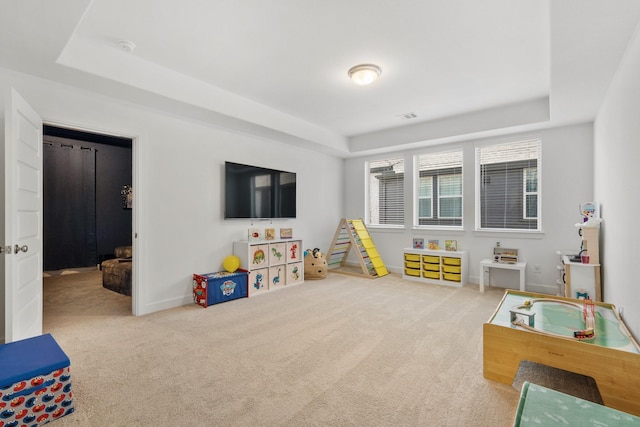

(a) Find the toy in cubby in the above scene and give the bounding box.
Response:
[304,248,328,280]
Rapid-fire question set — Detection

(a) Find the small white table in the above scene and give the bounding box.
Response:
[479,259,527,293]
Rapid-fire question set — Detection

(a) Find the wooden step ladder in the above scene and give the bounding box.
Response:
[326,218,389,278]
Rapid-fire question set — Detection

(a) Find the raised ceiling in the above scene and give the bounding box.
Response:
[1,0,640,156]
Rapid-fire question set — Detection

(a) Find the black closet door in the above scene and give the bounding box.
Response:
[43,143,97,270]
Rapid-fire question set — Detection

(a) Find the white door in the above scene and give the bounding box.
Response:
[2,88,43,343]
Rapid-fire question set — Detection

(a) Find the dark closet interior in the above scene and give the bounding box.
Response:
[43,125,133,271]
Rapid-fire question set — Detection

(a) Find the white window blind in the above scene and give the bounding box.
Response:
[477,139,541,231]
[367,157,404,225]
[415,150,462,227]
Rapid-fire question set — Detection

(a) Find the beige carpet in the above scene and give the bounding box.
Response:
[41,271,600,426]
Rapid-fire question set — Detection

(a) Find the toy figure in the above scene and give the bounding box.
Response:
[253,273,263,290]
[272,268,281,286]
[271,247,283,260]
[252,249,265,264]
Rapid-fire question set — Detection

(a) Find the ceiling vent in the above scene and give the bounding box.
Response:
[397,112,418,120]
[117,40,136,53]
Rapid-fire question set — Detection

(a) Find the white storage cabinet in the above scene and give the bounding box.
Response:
[402,248,468,288]
[234,239,304,296]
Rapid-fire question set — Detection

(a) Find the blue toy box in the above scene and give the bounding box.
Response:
[192,270,248,307]
[0,333,74,426]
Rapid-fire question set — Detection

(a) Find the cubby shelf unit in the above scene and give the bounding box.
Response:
[402,248,468,288]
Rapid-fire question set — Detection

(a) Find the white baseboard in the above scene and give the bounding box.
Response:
[139,295,193,316]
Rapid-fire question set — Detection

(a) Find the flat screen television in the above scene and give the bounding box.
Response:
[224,161,297,219]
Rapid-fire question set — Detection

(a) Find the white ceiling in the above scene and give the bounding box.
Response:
[1,0,640,157]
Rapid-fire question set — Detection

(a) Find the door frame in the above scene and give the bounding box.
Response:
[43,120,141,315]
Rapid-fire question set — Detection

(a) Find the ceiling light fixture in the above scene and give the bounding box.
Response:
[348,64,381,86]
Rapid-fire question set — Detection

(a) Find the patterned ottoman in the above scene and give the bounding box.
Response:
[102,258,132,296]
[0,333,74,426]
[114,246,132,258]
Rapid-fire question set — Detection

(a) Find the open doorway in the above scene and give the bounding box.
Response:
[42,125,133,316]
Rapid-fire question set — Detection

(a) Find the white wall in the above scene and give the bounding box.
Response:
[344,124,594,293]
[594,23,640,340]
[0,67,344,316]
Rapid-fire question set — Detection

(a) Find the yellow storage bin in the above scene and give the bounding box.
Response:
[405,261,420,269]
[423,271,440,279]
[442,265,461,274]
[404,254,420,262]
[405,268,420,277]
[423,255,440,263]
[442,257,461,266]
[423,263,440,271]
[443,273,461,282]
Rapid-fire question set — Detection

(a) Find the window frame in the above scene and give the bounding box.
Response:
[437,173,463,220]
[414,149,463,229]
[475,139,542,232]
[417,175,434,220]
[365,157,405,227]
[523,167,538,220]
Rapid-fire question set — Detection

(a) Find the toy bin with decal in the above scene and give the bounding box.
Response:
[192,271,248,307]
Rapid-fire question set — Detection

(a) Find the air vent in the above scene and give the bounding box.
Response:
[397,112,418,120]
[117,40,136,53]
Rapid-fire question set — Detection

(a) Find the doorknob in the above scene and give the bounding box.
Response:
[14,244,28,254]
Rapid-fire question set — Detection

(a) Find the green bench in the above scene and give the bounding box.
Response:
[514,382,640,426]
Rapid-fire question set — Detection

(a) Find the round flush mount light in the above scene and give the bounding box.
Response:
[117,40,136,53]
[348,64,381,86]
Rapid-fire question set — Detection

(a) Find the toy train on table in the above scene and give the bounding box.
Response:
[510,297,596,342]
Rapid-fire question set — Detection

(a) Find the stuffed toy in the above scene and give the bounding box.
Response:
[304,247,328,280]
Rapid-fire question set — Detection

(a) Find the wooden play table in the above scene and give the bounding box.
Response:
[483,290,640,416]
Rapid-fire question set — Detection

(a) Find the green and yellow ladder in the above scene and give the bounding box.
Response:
[326,218,388,278]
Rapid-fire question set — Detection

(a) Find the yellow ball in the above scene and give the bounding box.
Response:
[223,255,240,273]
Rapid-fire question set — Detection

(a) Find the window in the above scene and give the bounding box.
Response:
[417,176,433,219]
[523,167,538,219]
[477,139,541,231]
[367,157,404,225]
[415,150,462,227]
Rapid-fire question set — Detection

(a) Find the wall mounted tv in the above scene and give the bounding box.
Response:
[224,161,297,219]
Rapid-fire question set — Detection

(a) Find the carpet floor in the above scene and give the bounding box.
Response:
[41,270,601,426]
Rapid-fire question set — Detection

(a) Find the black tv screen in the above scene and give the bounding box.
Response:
[224,161,296,219]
